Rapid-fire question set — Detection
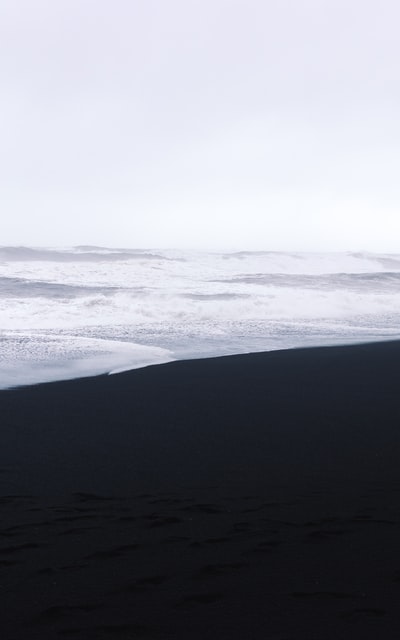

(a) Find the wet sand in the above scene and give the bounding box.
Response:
[1,342,400,638]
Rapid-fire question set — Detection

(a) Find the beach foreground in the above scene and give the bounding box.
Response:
[1,342,400,638]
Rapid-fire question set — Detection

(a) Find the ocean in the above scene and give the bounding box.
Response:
[1,246,400,389]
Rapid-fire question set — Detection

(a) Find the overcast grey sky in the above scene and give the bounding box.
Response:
[1,0,399,250]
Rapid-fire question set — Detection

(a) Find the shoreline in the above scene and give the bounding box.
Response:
[3,334,398,392]
[2,341,400,638]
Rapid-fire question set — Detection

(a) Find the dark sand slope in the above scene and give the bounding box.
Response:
[2,342,400,639]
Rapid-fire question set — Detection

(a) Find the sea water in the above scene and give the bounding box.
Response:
[1,246,400,388]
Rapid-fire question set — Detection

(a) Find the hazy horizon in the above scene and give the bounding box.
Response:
[2,244,400,256]
[1,0,400,251]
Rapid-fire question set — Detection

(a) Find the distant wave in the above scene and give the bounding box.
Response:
[222,251,306,258]
[0,247,178,262]
[216,272,400,292]
[0,276,117,298]
[0,276,148,299]
[222,250,400,270]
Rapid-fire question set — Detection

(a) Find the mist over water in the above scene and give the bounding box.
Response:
[1,246,400,388]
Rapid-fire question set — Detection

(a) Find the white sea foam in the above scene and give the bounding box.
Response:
[1,247,400,388]
[0,333,172,389]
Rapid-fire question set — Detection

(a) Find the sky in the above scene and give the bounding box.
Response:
[1,0,400,251]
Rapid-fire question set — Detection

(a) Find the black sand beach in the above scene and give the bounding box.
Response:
[2,341,400,639]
